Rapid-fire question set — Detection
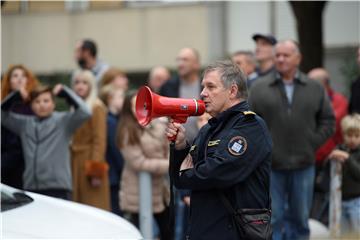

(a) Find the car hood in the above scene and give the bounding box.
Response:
[2,189,142,239]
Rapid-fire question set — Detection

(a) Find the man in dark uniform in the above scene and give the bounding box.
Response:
[166,60,273,240]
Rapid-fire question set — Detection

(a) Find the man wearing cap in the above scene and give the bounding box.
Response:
[252,33,277,78]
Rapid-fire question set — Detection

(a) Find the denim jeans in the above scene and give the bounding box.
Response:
[271,165,315,240]
[341,196,360,236]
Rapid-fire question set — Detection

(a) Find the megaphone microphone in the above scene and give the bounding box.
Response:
[136,86,205,131]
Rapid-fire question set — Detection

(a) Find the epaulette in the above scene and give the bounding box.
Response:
[243,111,256,115]
[242,111,256,120]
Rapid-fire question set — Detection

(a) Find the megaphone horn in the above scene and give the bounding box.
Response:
[136,86,205,127]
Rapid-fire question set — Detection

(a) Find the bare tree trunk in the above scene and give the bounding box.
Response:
[289,1,327,73]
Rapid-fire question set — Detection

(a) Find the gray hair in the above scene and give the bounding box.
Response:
[232,50,257,66]
[203,60,248,99]
[276,39,301,54]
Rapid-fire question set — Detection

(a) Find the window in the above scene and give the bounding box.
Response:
[65,0,89,12]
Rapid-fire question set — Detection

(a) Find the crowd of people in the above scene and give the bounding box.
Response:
[1,34,359,240]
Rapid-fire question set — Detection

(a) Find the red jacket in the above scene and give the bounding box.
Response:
[315,88,348,164]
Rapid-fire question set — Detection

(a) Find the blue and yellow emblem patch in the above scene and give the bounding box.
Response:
[227,136,247,156]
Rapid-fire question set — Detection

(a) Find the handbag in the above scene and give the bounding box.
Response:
[219,192,272,240]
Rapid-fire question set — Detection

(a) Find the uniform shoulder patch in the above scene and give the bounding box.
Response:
[228,136,247,156]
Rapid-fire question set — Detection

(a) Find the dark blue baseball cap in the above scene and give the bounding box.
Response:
[252,33,277,45]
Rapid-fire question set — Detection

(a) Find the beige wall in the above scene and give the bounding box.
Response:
[2,5,209,74]
[227,1,360,53]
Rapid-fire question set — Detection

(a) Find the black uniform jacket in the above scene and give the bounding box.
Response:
[171,101,273,240]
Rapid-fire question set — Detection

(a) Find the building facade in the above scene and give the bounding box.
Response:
[2,1,359,93]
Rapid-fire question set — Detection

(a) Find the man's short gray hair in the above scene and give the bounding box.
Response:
[203,60,248,99]
[232,50,257,66]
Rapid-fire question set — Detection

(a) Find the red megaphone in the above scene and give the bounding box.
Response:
[136,86,205,126]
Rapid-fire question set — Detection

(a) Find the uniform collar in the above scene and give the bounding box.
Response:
[208,101,249,126]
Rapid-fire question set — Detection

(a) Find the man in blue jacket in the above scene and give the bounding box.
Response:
[166,60,273,240]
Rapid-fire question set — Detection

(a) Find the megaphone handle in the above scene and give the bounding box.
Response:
[167,130,178,142]
[167,117,186,141]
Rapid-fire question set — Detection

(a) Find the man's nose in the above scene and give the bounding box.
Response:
[200,90,207,99]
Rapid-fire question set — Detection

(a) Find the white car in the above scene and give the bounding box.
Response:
[1,184,142,239]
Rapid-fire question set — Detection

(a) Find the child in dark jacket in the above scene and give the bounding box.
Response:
[328,113,360,236]
[1,84,90,199]
[99,85,125,216]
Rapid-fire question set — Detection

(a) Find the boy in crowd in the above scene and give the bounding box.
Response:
[1,84,91,200]
[328,114,360,236]
[99,85,125,216]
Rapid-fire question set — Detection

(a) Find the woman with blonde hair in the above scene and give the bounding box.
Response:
[117,90,171,240]
[1,64,39,189]
[71,69,110,210]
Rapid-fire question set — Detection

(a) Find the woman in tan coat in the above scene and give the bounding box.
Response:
[117,90,170,240]
[71,70,110,210]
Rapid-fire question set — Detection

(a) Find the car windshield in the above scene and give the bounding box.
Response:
[1,188,33,212]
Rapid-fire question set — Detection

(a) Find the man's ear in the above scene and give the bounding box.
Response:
[229,84,238,99]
